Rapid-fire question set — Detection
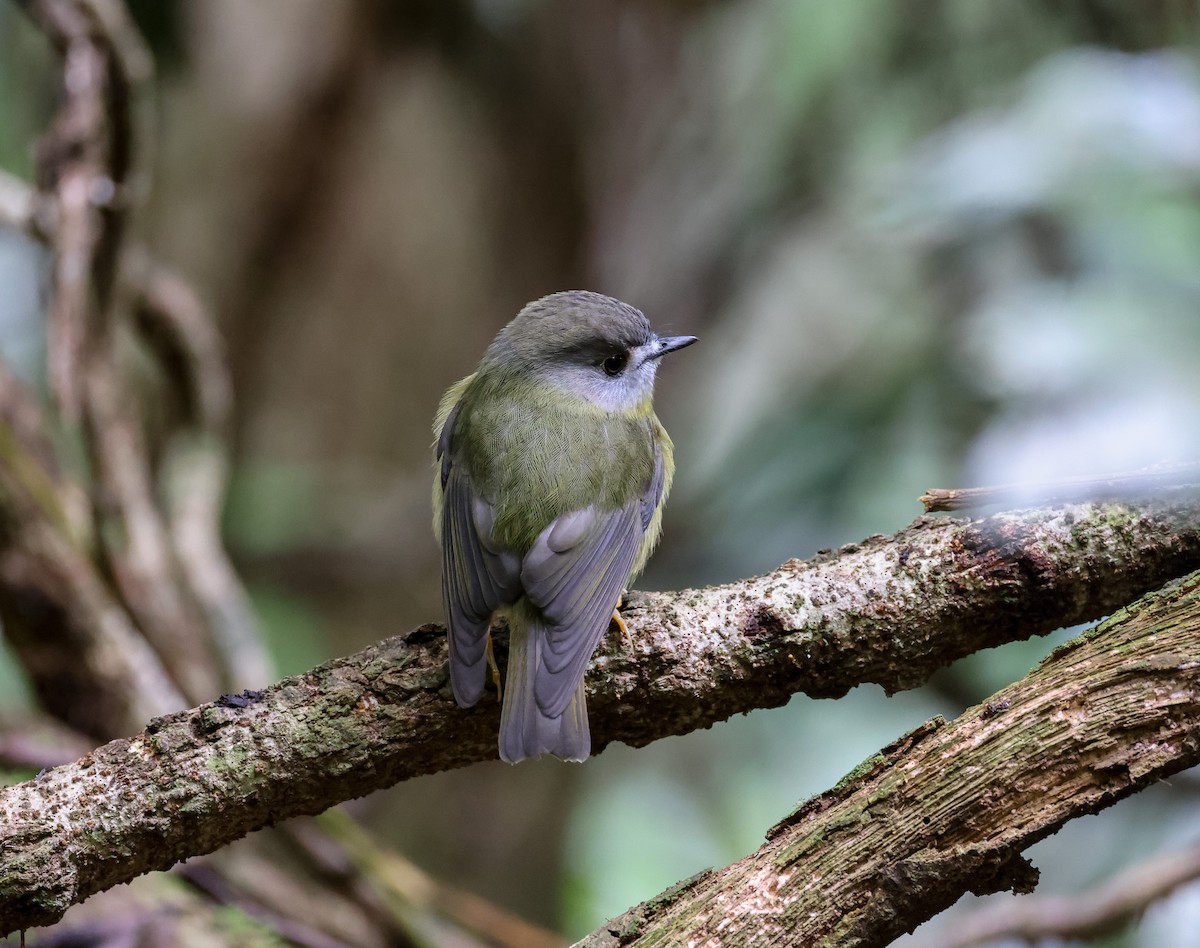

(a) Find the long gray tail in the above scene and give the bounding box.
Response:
[498,610,590,763]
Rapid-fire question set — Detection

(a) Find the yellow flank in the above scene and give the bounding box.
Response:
[634,413,673,578]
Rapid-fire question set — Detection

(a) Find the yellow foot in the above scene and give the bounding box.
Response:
[609,601,634,650]
[486,635,503,703]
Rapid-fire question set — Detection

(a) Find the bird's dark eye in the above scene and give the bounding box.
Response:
[602,351,629,376]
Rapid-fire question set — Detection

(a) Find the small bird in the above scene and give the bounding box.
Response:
[432,291,696,762]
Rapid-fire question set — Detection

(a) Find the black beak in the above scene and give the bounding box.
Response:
[652,335,699,359]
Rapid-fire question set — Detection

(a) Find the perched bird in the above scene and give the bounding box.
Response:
[432,291,696,762]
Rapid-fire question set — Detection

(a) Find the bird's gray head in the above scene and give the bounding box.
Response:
[485,290,697,412]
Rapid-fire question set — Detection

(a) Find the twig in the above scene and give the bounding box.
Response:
[921,463,1200,512]
[314,810,567,948]
[0,174,268,694]
[82,354,222,701]
[130,255,272,690]
[223,823,418,946]
[19,0,228,704]
[178,863,359,948]
[129,254,233,440]
[0,361,184,737]
[0,512,187,736]
[15,0,148,420]
[3,497,1200,931]
[0,715,93,772]
[0,361,82,536]
[912,840,1200,947]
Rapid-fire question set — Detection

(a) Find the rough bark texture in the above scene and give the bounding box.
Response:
[2,495,1200,933]
[580,569,1200,947]
[593,494,1200,744]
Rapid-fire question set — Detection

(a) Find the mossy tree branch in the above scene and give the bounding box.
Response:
[2,496,1200,934]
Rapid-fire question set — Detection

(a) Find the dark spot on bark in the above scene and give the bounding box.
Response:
[745,607,786,639]
[982,699,1011,719]
[215,689,264,709]
[404,624,442,645]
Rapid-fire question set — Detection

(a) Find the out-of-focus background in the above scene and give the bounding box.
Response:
[2,1,1200,943]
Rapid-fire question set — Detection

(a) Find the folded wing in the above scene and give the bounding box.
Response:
[521,445,664,718]
[438,404,521,707]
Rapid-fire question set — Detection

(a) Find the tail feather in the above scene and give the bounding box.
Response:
[499,611,590,763]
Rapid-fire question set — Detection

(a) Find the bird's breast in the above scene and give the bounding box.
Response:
[460,390,657,553]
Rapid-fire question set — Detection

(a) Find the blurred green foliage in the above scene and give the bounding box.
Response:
[2,0,1200,943]
[0,6,53,179]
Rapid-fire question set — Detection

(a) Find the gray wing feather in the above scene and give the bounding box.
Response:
[521,502,641,717]
[520,441,662,719]
[439,407,521,707]
[437,402,458,489]
[641,447,665,530]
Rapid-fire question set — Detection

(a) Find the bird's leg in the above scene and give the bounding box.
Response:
[609,593,634,650]
[485,634,503,703]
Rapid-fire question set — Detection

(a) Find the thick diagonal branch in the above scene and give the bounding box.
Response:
[580,570,1200,947]
[2,497,1200,932]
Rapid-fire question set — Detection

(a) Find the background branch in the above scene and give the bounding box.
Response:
[0,361,185,736]
[921,464,1200,512]
[16,0,149,420]
[9,0,267,723]
[128,252,272,690]
[913,838,1200,948]
[0,167,271,698]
